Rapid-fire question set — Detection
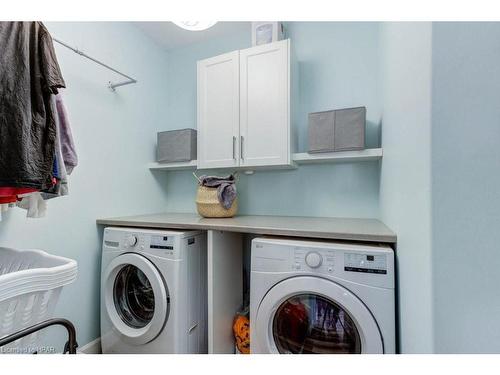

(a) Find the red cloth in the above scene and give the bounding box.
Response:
[0,187,38,204]
[0,187,38,196]
[0,196,18,204]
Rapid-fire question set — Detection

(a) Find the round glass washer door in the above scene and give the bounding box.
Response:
[255,276,383,354]
[103,253,169,345]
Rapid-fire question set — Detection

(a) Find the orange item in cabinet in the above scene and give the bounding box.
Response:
[233,314,250,354]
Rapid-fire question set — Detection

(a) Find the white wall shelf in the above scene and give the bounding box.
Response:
[149,160,197,171]
[149,148,383,171]
[293,148,383,165]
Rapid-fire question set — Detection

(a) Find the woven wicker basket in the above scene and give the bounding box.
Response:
[196,185,238,218]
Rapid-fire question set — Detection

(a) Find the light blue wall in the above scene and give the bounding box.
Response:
[9,21,495,354]
[0,22,170,350]
[379,22,434,353]
[161,22,382,218]
[379,21,500,354]
[287,22,381,151]
[431,22,500,353]
[0,21,384,353]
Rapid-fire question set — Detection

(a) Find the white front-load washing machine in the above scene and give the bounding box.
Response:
[100,227,207,354]
[250,237,395,354]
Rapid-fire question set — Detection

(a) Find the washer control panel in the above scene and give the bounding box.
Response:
[126,233,177,257]
[104,228,202,261]
[123,235,137,248]
[344,252,387,274]
[149,235,174,250]
[305,251,322,268]
[147,235,176,257]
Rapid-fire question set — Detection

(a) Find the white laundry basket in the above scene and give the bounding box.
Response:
[0,247,77,354]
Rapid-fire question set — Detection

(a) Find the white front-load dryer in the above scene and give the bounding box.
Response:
[100,227,207,354]
[250,238,395,354]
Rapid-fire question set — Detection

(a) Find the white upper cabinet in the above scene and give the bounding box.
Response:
[197,51,240,169]
[197,40,295,170]
[239,39,291,167]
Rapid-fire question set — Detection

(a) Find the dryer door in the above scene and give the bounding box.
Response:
[103,253,169,345]
[255,276,383,354]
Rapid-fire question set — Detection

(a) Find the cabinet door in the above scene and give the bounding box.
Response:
[239,40,290,167]
[197,51,240,169]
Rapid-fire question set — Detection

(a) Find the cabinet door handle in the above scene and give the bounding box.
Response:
[240,135,244,160]
[232,136,236,160]
[188,323,198,334]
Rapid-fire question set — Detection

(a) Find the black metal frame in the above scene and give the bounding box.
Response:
[0,318,78,354]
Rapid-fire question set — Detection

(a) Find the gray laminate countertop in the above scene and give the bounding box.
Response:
[96,212,396,244]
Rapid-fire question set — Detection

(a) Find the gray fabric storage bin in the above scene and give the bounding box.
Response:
[157,128,197,163]
[308,107,366,153]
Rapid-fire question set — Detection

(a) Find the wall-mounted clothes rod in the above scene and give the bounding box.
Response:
[53,38,138,92]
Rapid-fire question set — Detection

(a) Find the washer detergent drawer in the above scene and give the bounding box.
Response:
[252,276,383,354]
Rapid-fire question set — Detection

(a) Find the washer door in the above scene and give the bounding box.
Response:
[255,276,383,354]
[103,253,169,345]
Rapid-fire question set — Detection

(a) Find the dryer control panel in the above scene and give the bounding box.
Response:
[252,237,394,289]
[344,253,387,274]
[293,247,336,275]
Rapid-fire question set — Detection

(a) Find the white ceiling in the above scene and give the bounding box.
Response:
[134,22,251,51]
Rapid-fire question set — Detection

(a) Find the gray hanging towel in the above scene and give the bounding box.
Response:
[55,92,78,174]
[198,174,237,209]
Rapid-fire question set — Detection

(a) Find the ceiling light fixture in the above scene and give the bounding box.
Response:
[173,21,217,31]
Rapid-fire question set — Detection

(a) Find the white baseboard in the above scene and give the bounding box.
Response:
[78,337,101,354]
